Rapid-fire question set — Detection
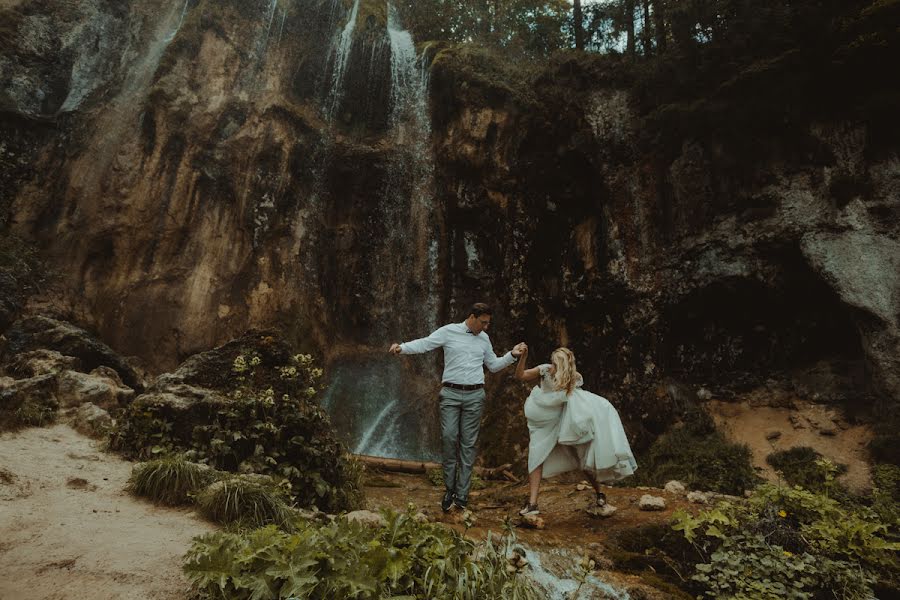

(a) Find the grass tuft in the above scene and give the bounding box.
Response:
[128,456,219,506]
[194,475,293,529]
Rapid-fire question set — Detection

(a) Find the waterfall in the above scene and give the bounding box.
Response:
[313,2,442,461]
[257,0,279,59]
[384,2,440,333]
[164,0,191,43]
[325,0,360,118]
[354,398,402,456]
[321,360,439,461]
[67,0,192,191]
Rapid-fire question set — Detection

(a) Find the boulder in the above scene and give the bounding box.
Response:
[71,403,112,438]
[0,373,59,428]
[4,349,79,378]
[343,510,388,528]
[519,513,545,529]
[152,330,294,395]
[687,491,710,504]
[638,495,667,511]
[664,480,686,495]
[109,383,231,455]
[56,370,133,409]
[3,316,142,390]
[586,504,617,518]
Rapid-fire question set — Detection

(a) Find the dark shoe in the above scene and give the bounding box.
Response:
[441,489,456,513]
[596,492,607,507]
[454,496,468,510]
[518,502,539,516]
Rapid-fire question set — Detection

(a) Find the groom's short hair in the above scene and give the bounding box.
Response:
[470,302,492,317]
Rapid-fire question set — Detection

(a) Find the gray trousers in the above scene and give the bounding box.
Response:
[439,387,486,501]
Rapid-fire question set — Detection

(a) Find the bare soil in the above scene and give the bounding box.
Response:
[0,424,215,600]
[707,397,874,491]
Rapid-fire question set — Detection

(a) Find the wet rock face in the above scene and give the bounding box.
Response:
[1,1,898,464]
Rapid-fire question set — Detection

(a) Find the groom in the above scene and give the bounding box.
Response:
[389,303,526,512]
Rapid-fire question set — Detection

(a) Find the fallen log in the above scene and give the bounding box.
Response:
[353,454,514,480]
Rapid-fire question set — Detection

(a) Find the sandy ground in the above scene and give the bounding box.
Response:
[0,424,215,600]
[707,398,873,491]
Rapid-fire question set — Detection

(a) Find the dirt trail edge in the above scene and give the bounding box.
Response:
[0,424,215,600]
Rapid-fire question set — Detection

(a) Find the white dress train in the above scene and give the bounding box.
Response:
[524,364,637,481]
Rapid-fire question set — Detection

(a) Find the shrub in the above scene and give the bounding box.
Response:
[193,475,294,530]
[871,464,900,530]
[766,446,848,492]
[127,456,220,505]
[692,534,874,600]
[111,348,364,512]
[622,408,760,494]
[184,509,539,600]
[11,398,57,429]
[670,483,900,599]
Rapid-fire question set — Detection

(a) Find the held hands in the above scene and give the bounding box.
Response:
[389,343,402,355]
[512,342,528,357]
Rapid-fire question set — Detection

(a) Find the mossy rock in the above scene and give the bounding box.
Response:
[0,373,59,431]
[111,335,363,513]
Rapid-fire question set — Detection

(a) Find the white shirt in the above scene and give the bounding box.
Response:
[399,321,516,385]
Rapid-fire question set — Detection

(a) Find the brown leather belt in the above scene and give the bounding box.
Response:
[442,382,485,391]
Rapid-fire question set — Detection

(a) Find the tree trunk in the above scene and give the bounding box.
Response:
[573,0,584,51]
[641,0,653,54]
[652,0,667,52]
[354,454,516,480]
[625,0,636,57]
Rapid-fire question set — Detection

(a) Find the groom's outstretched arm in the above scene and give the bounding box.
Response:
[483,340,527,372]
[390,325,447,355]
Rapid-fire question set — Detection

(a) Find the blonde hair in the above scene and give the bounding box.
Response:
[551,347,578,394]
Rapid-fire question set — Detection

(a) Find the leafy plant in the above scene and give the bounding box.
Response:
[623,408,760,494]
[692,534,874,600]
[871,464,900,531]
[766,446,848,493]
[127,456,220,505]
[111,349,364,512]
[669,483,900,599]
[193,475,294,530]
[184,508,539,600]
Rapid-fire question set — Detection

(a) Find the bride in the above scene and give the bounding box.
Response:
[515,346,637,516]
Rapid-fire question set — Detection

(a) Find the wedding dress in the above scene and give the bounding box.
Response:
[524,364,637,481]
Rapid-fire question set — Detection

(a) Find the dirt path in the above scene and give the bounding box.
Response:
[0,424,683,599]
[0,424,215,600]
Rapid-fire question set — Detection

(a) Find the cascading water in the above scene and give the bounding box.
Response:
[524,547,631,600]
[325,0,360,118]
[385,3,440,334]
[256,0,280,59]
[314,2,442,460]
[164,0,191,43]
[69,0,193,191]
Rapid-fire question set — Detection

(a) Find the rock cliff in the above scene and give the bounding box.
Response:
[2,0,897,460]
